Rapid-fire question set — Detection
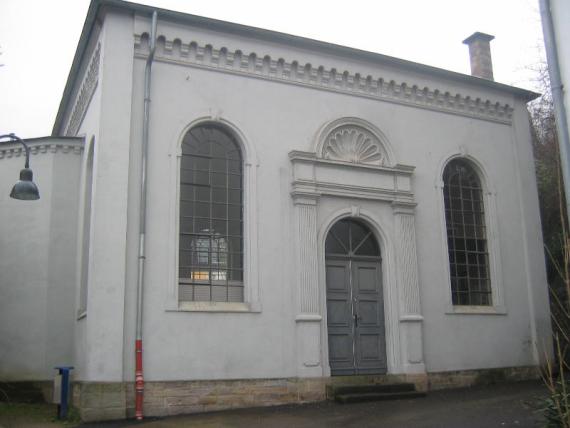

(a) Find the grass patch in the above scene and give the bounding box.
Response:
[0,402,81,427]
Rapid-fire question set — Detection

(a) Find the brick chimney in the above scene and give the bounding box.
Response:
[462,32,495,80]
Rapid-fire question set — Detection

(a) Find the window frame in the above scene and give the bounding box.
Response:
[166,118,261,313]
[178,124,245,303]
[437,154,506,315]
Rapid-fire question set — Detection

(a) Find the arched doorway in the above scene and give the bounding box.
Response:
[325,218,387,375]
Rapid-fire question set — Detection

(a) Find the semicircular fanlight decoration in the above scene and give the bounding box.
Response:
[322,125,387,166]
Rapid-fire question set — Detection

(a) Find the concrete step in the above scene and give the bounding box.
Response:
[335,390,426,404]
[332,382,417,395]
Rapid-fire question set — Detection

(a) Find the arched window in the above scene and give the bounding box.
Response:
[178,124,243,302]
[443,158,491,306]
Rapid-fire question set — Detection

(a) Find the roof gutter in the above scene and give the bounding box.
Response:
[540,0,570,224]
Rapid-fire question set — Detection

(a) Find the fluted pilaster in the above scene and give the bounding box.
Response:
[392,201,425,373]
[297,200,319,314]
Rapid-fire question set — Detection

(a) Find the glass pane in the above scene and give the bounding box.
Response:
[228,237,242,253]
[228,269,243,281]
[212,140,231,158]
[228,160,241,174]
[211,158,226,173]
[179,235,193,251]
[195,202,210,218]
[228,190,242,204]
[228,220,241,237]
[228,285,244,302]
[354,235,380,256]
[179,284,194,301]
[330,220,349,252]
[212,188,227,204]
[194,285,211,301]
[212,203,226,219]
[194,186,210,202]
[229,174,241,189]
[350,221,369,252]
[211,285,228,302]
[228,205,242,220]
[180,200,193,217]
[325,233,347,255]
[212,172,227,186]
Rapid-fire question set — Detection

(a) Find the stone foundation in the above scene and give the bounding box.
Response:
[427,366,540,391]
[71,365,541,422]
[72,382,127,422]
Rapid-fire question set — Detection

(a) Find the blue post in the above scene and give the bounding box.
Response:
[55,366,74,419]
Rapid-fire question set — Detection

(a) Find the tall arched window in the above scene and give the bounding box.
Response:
[443,158,491,306]
[178,124,243,302]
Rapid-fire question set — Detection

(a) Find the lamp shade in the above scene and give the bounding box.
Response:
[10,167,40,200]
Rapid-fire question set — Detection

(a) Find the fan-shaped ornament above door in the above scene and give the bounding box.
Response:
[323,126,387,166]
[316,118,395,167]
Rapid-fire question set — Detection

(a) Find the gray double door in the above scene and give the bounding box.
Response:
[325,219,387,375]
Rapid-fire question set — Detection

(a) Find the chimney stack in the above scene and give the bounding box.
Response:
[462,32,495,80]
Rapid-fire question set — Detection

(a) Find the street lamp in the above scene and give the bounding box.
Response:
[0,133,40,200]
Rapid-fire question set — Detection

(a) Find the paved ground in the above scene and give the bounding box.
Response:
[83,380,548,428]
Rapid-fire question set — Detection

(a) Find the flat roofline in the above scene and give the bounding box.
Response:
[1,136,83,146]
[52,0,539,135]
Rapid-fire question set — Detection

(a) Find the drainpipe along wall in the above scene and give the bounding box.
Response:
[135,10,158,421]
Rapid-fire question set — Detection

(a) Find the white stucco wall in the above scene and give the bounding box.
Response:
[0,137,82,381]
[52,7,551,383]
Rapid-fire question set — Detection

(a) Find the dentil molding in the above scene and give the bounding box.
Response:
[134,34,513,124]
[0,140,83,159]
[65,43,101,136]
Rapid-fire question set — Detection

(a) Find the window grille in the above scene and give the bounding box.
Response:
[443,159,491,306]
[178,125,244,302]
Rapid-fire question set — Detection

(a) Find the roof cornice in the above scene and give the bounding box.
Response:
[52,0,539,135]
[0,137,84,160]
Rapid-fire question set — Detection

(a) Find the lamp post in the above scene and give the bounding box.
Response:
[0,133,40,200]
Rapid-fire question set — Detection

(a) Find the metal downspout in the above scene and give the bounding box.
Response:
[540,0,570,224]
[135,10,157,421]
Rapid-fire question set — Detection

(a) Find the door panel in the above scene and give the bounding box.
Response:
[353,261,387,373]
[326,260,355,374]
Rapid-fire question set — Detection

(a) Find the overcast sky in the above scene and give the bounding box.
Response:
[0,0,544,139]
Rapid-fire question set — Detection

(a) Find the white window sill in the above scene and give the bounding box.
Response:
[166,301,262,313]
[445,305,507,315]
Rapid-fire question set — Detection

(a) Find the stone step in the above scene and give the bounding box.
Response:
[332,382,417,395]
[335,390,426,404]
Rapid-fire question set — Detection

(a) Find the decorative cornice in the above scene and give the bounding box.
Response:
[290,148,415,205]
[289,150,414,175]
[135,34,513,124]
[0,141,84,160]
[65,43,101,136]
[392,200,418,215]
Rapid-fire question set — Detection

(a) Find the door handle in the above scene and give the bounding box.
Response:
[354,313,358,328]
